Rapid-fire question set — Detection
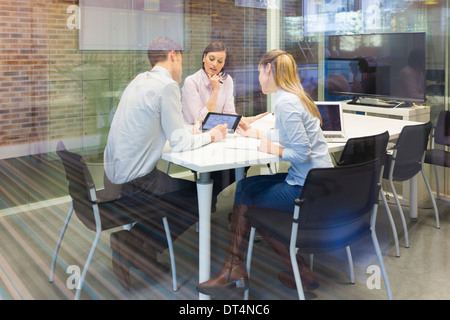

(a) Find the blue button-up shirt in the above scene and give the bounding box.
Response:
[266,89,333,186]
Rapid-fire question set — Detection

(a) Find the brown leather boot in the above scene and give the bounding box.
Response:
[277,257,319,290]
[259,230,319,290]
[196,204,250,296]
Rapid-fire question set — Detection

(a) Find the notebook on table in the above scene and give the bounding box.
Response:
[225,136,261,150]
[315,101,349,143]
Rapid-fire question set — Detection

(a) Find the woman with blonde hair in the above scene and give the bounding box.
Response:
[196,49,333,296]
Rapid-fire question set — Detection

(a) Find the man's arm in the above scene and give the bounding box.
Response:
[161,82,226,151]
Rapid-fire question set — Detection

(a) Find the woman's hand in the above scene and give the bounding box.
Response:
[205,74,222,112]
[258,136,284,157]
[208,123,228,142]
[241,112,269,124]
[235,121,259,139]
[208,74,222,92]
[193,120,203,134]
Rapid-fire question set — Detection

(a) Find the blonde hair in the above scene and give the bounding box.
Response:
[259,50,322,125]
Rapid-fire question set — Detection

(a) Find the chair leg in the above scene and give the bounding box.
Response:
[370,205,393,300]
[345,246,355,284]
[388,178,409,248]
[162,216,178,292]
[289,216,305,300]
[49,202,74,283]
[421,167,440,229]
[433,164,440,199]
[244,227,256,300]
[73,201,105,300]
[380,190,400,257]
[74,224,101,300]
[272,162,278,174]
[165,162,171,174]
[290,245,305,300]
[309,253,314,271]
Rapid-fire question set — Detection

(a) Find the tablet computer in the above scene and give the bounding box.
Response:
[201,112,242,133]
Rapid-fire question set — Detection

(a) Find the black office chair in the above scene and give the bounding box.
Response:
[50,141,178,299]
[424,110,450,200]
[383,121,439,250]
[336,131,400,257]
[245,159,392,300]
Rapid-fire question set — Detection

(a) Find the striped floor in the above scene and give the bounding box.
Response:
[0,155,449,300]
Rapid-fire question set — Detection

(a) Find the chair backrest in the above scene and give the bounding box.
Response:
[434,110,450,146]
[56,141,95,197]
[337,131,389,167]
[295,159,380,252]
[337,131,389,185]
[298,159,380,228]
[389,121,432,180]
[56,141,98,229]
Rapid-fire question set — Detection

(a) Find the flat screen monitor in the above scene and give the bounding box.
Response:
[324,32,426,105]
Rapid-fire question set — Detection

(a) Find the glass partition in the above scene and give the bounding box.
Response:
[0,0,448,210]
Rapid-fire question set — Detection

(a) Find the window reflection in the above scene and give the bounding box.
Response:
[0,0,447,209]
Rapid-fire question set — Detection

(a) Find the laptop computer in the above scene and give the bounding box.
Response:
[315,101,349,143]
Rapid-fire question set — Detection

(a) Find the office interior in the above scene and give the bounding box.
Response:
[0,0,449,300]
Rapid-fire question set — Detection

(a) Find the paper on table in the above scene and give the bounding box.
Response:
[251,113,275,131]
[225,136,261,150]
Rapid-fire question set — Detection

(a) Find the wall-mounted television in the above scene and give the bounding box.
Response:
[324,32,426,107]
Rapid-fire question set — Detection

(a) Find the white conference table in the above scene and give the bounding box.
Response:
[161,113,421,299]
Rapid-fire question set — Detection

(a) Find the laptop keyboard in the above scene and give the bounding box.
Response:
[324,134,345,139]
[324,134,347,143]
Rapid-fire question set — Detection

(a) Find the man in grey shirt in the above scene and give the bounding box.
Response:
[105,37,227,288]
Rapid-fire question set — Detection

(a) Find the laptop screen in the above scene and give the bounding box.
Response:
[317,103,342,132]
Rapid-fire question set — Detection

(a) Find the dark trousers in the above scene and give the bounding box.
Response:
[109,168,237,252]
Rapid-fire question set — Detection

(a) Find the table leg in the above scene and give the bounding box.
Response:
[235,167,245,183]
[196,172,213,300]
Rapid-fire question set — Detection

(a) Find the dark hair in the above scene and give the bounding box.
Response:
[202,41,229,77]
[147,37,183,67]
[356,57,370,73]
[408,48,425,69]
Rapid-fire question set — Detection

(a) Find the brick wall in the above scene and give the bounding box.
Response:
[0,0,80,156]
